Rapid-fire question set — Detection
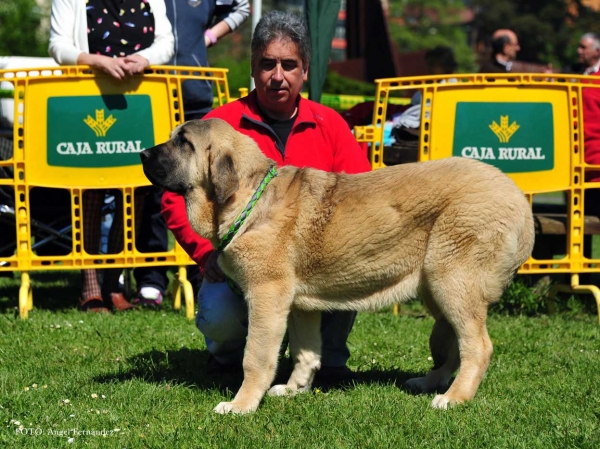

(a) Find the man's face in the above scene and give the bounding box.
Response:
[578,37,600,68]
[503,33,520,61]
[251,38,308,119]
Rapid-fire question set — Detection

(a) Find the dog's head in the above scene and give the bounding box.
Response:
[141,118,246,204]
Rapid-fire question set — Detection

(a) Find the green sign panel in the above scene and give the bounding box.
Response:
[47,95,154,167]
[452,102,554,173]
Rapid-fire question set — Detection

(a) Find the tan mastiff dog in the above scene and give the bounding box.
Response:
[141,118,535,414]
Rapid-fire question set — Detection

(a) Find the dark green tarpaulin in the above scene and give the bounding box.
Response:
[304,0,341,102]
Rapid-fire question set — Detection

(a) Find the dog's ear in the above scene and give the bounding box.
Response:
[210,151,239,204]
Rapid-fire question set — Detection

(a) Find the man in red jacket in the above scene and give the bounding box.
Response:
[161,11,371,380]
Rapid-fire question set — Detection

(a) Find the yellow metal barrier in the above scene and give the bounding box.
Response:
[0,65,231,319]
[356,73,600,322]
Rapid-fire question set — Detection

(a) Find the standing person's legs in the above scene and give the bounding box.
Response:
[80,190,108,312]
[101,191,135,311]
[133,186,169,306]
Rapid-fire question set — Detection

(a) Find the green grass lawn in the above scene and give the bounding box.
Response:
[1,272,599,448]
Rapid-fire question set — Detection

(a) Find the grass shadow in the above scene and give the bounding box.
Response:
[0,271,81,313]
[94,347,431,397]
[311,367,444,396]
[94,348,244,395]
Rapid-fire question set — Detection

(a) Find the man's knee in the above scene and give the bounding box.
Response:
[195,281,248,342]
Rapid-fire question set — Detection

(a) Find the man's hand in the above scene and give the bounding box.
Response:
[203,250,226,283]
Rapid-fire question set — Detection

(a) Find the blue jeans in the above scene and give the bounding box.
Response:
[195,280,356,367]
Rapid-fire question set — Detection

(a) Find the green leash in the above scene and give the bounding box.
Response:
[217,166,278,296]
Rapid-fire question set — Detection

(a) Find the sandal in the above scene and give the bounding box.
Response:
[79,297,110,313]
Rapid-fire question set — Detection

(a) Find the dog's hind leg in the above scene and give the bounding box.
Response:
[268,309,322,397]
[213,285,292,414]
[427,276,494,409]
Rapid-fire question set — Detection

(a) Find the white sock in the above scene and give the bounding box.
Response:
[139,287,161,300]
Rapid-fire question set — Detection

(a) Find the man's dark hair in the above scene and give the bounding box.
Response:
[251,11,311,69]
[491,34,511,56]
[424,46,457,74]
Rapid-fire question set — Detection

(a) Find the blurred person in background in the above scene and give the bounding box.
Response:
[163,0,249,299]
[578,32,600,75]
[479,29,520,73]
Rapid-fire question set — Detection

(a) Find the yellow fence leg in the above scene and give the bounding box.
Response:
[548,274,600,324]
[19,272,32,319]
[172,266,195,320]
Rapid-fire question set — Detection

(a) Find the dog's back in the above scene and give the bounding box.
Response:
[280,157,534,309]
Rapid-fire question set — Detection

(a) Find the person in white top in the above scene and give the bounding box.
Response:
[47,0,175,312]
[49,0,174,79]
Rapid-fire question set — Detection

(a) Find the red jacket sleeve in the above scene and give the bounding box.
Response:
[161,190,214,269]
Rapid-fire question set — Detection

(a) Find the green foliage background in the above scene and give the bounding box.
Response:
[388,0,478,72]
[0,0,48,57]
[4,1,600,94]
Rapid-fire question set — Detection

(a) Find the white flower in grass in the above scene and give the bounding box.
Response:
[24,387,29,391]
[427,356,433,361]
[61,399,71,405]
[69,414,75,418]
[91,393,98,399]
[101,395,106,399]
[32,384,37,388]
[67,437,74,443]
[13,420,21,426]
[78,320,84,324]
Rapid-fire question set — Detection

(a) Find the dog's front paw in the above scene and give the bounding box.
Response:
[213,401,257,415]
[431,394,462,409]
[431,394,449,409]
[268,384,296,397]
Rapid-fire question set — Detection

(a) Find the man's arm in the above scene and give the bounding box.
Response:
[330,112,372,174]
[161,190,214,269]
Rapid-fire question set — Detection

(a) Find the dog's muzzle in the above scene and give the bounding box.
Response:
[140,145,189,194]
[140,145,168,187]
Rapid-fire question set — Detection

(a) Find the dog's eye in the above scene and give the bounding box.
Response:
[176,134,194,152]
